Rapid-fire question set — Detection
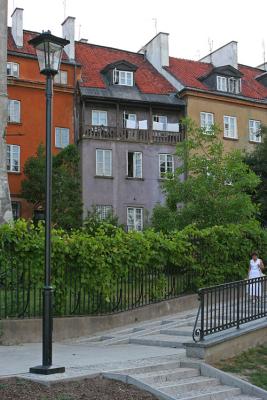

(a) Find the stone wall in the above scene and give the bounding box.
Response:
[0,0,12,224]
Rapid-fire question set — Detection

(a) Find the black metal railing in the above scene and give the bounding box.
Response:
[192,276,267,342]
[0,262,193,319]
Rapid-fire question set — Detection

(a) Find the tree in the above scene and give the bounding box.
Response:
[21,145,83,230]
[245,127,267,226]
[152,118,260,232]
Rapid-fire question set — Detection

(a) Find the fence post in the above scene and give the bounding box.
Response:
[200,290,205,341]
[237,283,240,329]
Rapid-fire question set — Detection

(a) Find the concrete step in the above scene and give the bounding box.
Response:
[129,334,191,348]
[134,367,200,385]
[163,384,241,399]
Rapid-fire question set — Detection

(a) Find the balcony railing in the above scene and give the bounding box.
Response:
[80,125,184,144]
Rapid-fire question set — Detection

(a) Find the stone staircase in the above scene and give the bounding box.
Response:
[103,360,263,400]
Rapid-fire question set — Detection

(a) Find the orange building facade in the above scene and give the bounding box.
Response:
[6,22,78,219]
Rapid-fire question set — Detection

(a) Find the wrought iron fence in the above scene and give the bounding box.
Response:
[192,276,267,342]
[0,262,193,319]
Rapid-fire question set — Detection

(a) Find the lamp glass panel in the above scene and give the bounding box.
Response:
[35,41,63,73]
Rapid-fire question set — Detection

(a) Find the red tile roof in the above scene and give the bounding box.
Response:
[75,41,176,94]
[7,27,69,61]
[166,57,267,101]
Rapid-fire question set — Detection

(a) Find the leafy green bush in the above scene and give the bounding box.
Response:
[0,219,266,314]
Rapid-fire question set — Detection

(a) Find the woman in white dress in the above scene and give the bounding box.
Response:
[248,252,264,298]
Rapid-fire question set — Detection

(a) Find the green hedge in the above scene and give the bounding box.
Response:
[0,219,266,297]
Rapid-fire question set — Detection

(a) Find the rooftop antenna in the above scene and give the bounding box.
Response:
[152,18,158,35]
[63,0,67,19]
[208,37,214,63]
[78,23,82,40]
[262,39,266,70]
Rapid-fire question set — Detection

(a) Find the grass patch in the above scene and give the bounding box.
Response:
[215,344,267,390]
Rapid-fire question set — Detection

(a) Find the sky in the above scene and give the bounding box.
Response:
[8,0,267,67]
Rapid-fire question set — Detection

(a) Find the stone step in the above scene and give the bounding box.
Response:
[160,328,193,337]
[129,334,191,348]
[164,384,241,400]
[111,360,181,376]
[134,367,200,385]
[157,376,220,392]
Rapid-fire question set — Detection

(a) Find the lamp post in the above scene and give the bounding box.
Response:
[28,31,69,375]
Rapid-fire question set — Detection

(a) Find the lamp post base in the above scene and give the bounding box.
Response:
[29,365,65,375]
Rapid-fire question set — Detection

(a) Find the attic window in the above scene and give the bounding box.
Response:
[113,69,133,86]
[217,76,241,94]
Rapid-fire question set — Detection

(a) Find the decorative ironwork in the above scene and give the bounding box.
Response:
[0,261,193,319]
[193,276,267,342]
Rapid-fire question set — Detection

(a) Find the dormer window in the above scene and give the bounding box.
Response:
[217,76,241,94]
[113,69,133,86]
[217,76,227,91]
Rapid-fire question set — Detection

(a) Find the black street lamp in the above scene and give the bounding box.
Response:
[28,31,69,375]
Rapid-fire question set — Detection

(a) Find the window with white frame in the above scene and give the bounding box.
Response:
[249,119,261,142]
[224,116,238,139]
[54,70,68,85]
[217,76,227,92]
[127,207,143,231]
[127,152,142,178]
[55,127,70,148]
[92,110,107,126]
[96,149,112,176]
[8,99,20,123]
[123,112,137,128]
[200,112,214,133]
[96,205,113,220]
[153,115,167,131]
[113,69,133,86]
[7,144,20,172]
[7,62,19,78]
[228,77,241,94]
[159,154,174,178]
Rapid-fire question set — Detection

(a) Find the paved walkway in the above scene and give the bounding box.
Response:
[1,308,266,399]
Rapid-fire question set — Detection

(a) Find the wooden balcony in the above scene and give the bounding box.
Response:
[80,125,185,144]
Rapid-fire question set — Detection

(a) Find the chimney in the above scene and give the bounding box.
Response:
[200,41,238,69]
[139,32,169,71]
[62,16,75,60]
[257,62,267,71]
[11,8,23,48]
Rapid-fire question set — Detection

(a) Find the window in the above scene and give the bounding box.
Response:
[7,62,19,78]
[153,115,167,131]
[127,152,142,178]
[11,201,21,220]
[96,205,113,220]
[8,99,20,123]
[159,154,174,178]
[7,144,20,172]
[249,119,261,142]
[224,116,238,139]
[217,76,241,94]
[96,149,112,176]
[123,112,137,128]
[217,76,227,92]
[200,112,214,133]
[54,70,68,85]
[113,69,133,86]
[127,207,143,231]
[228,77,241,94]
[92,110,107,126]
[55,127,69,148]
